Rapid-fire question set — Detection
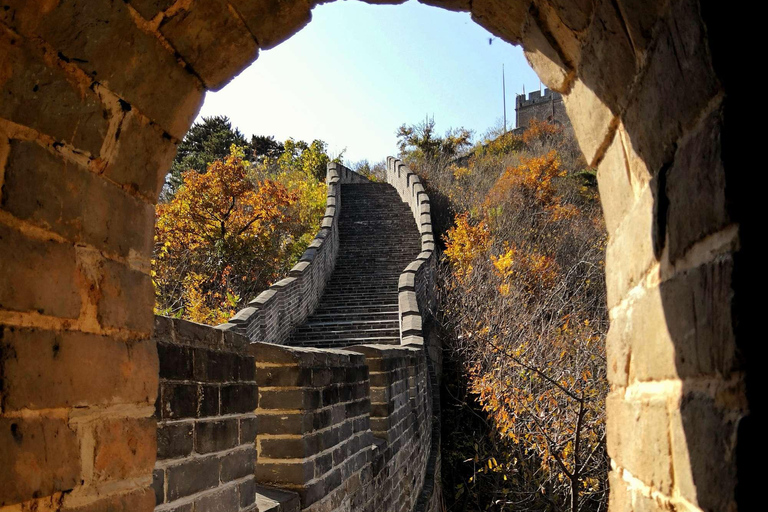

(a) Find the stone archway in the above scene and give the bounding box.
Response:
[0,1,748,511]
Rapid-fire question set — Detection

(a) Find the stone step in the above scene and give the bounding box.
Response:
[288,336,401,348]
[309,310,398,321]
[290,327,400,341]
[283,182,420,349]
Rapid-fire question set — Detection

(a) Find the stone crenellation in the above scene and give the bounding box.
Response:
[515,87,570,129]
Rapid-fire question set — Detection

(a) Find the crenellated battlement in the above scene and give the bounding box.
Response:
[515,87,562,107]
[515,87,570,129]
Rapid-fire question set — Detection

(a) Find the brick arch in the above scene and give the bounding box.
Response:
[0,1,747,512]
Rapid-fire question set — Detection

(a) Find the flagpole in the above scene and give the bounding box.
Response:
[502,64,507,133]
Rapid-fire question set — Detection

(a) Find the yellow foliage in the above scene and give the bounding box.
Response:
[443,212,491,280]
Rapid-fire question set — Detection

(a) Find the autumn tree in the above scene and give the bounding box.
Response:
[351,159,387,182]
[251,134,285,160]
[396,116,472,162]
[164,117,289,199]
[154,146,305,324]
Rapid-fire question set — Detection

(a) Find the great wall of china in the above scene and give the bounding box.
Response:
[151,160,441,512]
[0,1,750,511]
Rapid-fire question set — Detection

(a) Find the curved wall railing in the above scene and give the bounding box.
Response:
[218,162,369,343]
[385,157,437,347]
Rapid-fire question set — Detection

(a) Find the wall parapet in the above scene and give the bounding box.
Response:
[218,163,369,344]
[385,157,437,348]
[152,314,437,512]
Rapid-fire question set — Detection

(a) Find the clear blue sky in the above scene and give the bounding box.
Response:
[196,0,541,163]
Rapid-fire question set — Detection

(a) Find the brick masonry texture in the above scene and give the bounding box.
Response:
[0,1,746,512]
[514,88,571,130]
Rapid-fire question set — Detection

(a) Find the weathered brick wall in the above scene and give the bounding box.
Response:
[515,88,570,128]
[251,342,433,512]
[219,163,370,344]
[150,320,436,512]
[152,316,259,511]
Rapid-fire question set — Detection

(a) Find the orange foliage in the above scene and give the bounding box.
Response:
[522,118,563,145]
[438,120,608,511]
[154,148,298,324]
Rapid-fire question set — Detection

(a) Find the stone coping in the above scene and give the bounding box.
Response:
[385,157,436,348]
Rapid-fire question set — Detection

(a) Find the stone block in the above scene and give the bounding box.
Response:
[174,317,223,347]
[1,327,158,411]
[597,134,634,235]
[2,141,155,257]
[97,258,155,333]
[398,291,419,316]
[255,460,314,486]
[166,455,221,501]
[606,391,672,494]
[622,0,720,176]
[238,354,256,382]
[152,469,165,505]
[0,417,81,506]
[2,0,204,139]
[220,446,256,482]
[613,258,736,382]
[401,315,422,336]
[607,470,663,512]
[193,484,239,511]
[258,412,314,435]
[159,382,197,419]
[578,0,638,112]
[259,436,318,459]
[665,105,729,262]
[669,389,740,511]
[239,416,259,444]
[230,0,313,50]
[221,383,258,414]
[157,421,194,460]
[194,348,237,383]
[259,388,319,411]
[158,342,194,381]
[103,111,178,201]
[0,26,109,155]
[257,366,312,387]
[239,477,256,509]
[615,0,668,57]
[563,78,616,166]
[523,18,573,92]
[199,384,221,417]
[470,0,531,44]
[160,0,259,90]
[195,418,239,454]
[92,417,156,482]
[605,183,657,308]
[60,487,155,512]
[0,223,81,318]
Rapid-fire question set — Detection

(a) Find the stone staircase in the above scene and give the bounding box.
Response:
[287,182,421,348]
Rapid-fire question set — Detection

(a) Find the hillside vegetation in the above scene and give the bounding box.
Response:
[153,117,338,324]
[399,119,609,512]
